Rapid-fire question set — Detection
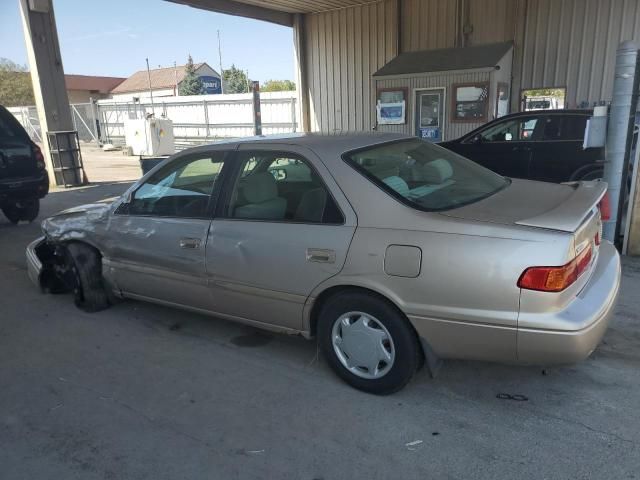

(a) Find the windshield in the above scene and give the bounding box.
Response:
[344,139,509,211]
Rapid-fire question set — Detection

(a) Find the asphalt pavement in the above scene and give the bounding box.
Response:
[1,183,639,480]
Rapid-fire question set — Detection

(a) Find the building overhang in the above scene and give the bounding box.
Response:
[165,0,381,26]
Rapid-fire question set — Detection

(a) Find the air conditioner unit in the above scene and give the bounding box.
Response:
[124,118,175,156]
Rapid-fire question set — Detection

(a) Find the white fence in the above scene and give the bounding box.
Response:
[8,91,298,150]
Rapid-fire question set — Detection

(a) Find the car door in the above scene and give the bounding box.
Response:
[205,144,357,331]
[451,115,543,179]
[104,149,231,310]
[528,114,601,182]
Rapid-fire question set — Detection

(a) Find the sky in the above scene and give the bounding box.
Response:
[0,0,294,82]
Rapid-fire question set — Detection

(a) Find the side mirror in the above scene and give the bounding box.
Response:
[124,191,134,204]
[469,134,483,144]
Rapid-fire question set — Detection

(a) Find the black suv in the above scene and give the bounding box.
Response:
[0,105,48,224]
[441,110,604,183]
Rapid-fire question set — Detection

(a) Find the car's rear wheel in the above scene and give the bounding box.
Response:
[318,291,421,394]
[1,198,40,224]
[65,243,110,312]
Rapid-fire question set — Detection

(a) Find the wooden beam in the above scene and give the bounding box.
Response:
[166,0,294,26]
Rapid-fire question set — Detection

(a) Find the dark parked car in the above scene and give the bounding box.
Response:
[0,105,48,224]
[441,110,604,183]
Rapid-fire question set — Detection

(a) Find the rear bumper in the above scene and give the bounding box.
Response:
[26,236,45,288]
[0,172,49,202]
[517,241,621,364]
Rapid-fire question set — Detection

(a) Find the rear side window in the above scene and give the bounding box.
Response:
[344,139,509,211]
[0,108,28,141]
[562,116,587,140]
[541,115,587,141]
[226,152,344,224]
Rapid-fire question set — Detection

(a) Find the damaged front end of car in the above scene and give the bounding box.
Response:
[26,237,78,294]
[25,201,114,295]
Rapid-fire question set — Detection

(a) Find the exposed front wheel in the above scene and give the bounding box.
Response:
[1,198,40,224]
[318,291,422,394]
[65,243,110,312]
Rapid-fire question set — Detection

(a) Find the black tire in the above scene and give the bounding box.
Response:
[66,243,110,313]
[1,198,40,224]
[318,291,422,395]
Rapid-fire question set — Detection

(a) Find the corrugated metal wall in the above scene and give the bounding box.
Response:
[301,0,640,133]
[517,0,640,108]
[304,0,397,132]
[399,0,516,50]
[400,0,458,51]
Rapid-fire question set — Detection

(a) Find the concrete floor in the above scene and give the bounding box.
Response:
[1,183,640,480]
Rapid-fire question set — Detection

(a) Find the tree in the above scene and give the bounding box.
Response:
[261,79,296,92]
[222,64,250,94]
[178,55,203,96]
[0,58,35,107]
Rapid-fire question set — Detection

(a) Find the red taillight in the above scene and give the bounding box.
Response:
[518,245,593,292]
[33,145,45,170]
[598,192,611,221]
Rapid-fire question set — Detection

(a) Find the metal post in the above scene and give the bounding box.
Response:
[251,81,262,136]
[217,30,224,94]
[89,98,100,144]
[603,41,640,243]
[203,99,210,138]
[290,97,297,132]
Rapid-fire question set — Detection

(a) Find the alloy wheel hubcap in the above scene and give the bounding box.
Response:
[331,311,395,379]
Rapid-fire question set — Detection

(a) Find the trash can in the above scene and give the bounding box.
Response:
[139,156,168,176]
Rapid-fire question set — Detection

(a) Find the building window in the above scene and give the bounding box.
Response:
[521,88,566,111]
[451,83,490,122]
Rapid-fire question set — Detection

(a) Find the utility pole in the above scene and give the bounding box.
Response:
[217,30,224,94]
[174,61,178,96]
[146,58,156,118]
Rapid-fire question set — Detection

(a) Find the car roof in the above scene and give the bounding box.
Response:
[182,131,412,156]
[499,109,593,118]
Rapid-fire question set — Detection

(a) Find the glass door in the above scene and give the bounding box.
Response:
[415,88,445,142]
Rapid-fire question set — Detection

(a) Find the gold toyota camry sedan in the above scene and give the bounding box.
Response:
[26,133,621,394]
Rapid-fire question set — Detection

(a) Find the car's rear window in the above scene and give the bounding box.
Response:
[343,139,509,211]
[0,108,29,141]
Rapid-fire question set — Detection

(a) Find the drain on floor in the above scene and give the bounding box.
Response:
[230,331,274,347]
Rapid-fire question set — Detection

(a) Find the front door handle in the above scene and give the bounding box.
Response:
[306,248,336,263]
[179,237,201,249]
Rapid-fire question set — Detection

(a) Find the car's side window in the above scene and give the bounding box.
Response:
[226,152,344,224]
[548,115,587,141]
[479,117,540,142]
[126,152,227,218]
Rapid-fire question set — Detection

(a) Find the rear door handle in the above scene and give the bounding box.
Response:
[179,237,201,249]
[306,248,336,263]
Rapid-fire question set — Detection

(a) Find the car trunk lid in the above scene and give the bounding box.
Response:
[440,178,606,234]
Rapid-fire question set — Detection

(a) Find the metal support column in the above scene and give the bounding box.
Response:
[19,0,81,187]
[251,81,262,136]
[293,13,311,132]
[603,41,640,243]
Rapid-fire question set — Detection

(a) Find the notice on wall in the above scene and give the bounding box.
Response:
[376,88,407,125]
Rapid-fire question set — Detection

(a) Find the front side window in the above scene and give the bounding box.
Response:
[478,117,540,142]
[127,152,227,218]
[344,139,509,211]
[226,152,343,223]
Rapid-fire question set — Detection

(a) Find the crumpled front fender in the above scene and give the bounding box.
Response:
[41,202,112,244]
